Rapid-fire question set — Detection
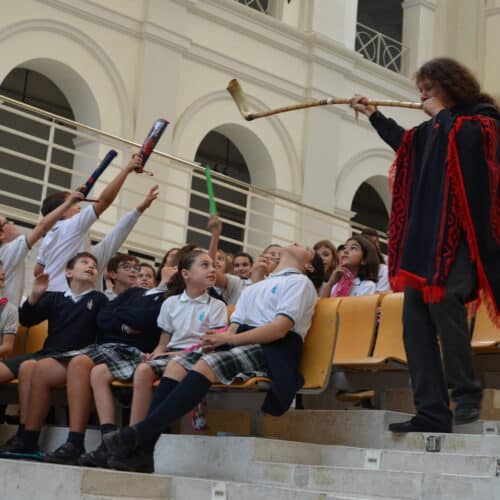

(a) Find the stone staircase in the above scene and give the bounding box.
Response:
[1,410,500,499]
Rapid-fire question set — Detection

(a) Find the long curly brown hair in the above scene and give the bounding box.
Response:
[415,58,498,110]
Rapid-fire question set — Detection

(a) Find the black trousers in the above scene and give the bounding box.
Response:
[402,239,482,429]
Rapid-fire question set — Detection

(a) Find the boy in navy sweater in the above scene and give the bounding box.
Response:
[0,252,107,456]
[18,254,165,463]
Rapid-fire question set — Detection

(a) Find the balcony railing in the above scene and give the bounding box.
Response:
[235,0,271,15]
[355,22,407,73]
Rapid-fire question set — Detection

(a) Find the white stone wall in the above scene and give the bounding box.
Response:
[0,0,493,250]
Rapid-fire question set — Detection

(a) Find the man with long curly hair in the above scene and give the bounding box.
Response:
[350,58,500,433]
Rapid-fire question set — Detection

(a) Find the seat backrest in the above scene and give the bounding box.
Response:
[471,302,500,344]
[5,325,28,359]
[25,320,48,354]
[333,294,380,362]
[372,292,406,360]
[300,298,340,392]
[227,304,235,322]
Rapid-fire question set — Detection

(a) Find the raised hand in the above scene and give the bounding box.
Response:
[29,273,50,304]
[137,185,159,213]
[349,94,377,118]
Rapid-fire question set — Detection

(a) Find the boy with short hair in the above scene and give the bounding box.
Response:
[34,154,150,292]
[0,191,84,306]
[0,252,107,455]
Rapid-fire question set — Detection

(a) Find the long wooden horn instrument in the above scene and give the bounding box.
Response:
[227,79,422,121]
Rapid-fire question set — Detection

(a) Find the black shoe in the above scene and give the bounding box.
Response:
[103,427,138,456]
[107,448,154,474]
[78,442,109,468]
[0,437,42,460]
[388,417,451,433]
[0,434,24,453]
[454,406,481,425]
[44,442,84,465]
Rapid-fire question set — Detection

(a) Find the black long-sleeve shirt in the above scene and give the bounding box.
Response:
[97,287,165,353]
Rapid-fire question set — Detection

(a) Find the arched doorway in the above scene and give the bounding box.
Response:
[350,179,389,250]
[0,67,75,213]
[187,130,251,254]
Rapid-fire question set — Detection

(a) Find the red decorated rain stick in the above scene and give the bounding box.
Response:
[139,119,169,168]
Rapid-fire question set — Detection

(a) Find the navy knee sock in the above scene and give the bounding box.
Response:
[133,371,211,449]
[67,431,85,451]
[22,430,40,451]
[16,424,25,436]
[148,376,179,414]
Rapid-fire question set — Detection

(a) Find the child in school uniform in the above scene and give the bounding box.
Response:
[0,252,107,456]
[102,243,323,473]
[0,191,84,306]
[34,155,157,293]
[0,260,18,360]
[24,253,165,464]
[78,248,227,468]
[320,235,379,298]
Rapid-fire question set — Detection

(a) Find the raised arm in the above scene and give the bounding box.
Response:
[93,154,143,217]
[207,215,228,288]
[27,191,84,249]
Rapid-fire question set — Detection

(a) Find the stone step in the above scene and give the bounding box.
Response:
[262,410,500,452]
[0,458,403,500]
[152,434,498,478]
[0,459,170,500]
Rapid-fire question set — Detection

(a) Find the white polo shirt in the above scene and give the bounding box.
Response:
[230,267,317,339]
[92,209,141,291]
[37,205,97,292]
[221,273,252,305]
[0,235,30,306]
[158,291,227,350]
[330,277,377,297]
[0,300,18,340]
[375,263,391,292]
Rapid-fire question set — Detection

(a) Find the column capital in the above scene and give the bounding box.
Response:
[402,0,438,11]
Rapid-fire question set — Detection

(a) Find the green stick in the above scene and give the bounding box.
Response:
[204,165,217,215]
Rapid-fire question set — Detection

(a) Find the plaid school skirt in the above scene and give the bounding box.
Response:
[173,344,269,385]
[52,343,144,381]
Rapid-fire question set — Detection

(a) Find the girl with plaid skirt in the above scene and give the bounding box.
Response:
[103,243,323,473]
[79,248,227,467]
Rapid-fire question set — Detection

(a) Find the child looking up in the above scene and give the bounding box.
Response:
[320,235,379,298]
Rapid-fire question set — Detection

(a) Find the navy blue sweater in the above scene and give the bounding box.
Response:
[97,287,165,353]
[19,291,108,351]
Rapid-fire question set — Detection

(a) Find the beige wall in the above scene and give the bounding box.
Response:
[0,0,492,252]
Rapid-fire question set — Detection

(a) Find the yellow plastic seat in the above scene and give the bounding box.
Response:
[25,320,49,354]
[471,303,500,352]
[335,292,407,370]
[333,294,381,367]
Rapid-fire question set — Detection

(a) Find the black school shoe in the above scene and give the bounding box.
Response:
[78,442,109,468]
[107,448,154,474]
[454,405,481,425]
[0,437,43,460]
[103,427,139,456]
[388,416,451,433]
[44,442,84,465]
[0,434,24,453]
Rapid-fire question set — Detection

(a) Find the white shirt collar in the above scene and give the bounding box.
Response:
[179,290,210,304]
[64,288,95,303]
[269,267,302,278]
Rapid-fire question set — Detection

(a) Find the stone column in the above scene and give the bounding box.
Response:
[401,0,438,75]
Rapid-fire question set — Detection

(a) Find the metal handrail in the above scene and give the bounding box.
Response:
[0,92,350,223]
